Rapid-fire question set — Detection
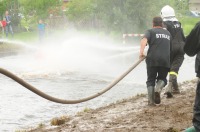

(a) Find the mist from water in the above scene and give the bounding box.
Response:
[1,30,142,81]
[0,30,149,132]
[1,29,195,84]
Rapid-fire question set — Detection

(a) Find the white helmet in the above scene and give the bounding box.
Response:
[160,5,175,19]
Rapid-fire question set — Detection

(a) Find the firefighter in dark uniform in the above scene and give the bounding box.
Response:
[140,16,171,105]
[184,21,200,132]
[160,5,186,98]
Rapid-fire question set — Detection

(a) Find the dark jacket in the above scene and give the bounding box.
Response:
[184,21,200,76]
[184,22,200,57]
[164,21,185,72]
[184,21,200,132]
[164,21,185,56]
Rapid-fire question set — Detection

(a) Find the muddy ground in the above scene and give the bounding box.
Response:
[29,79,197,132]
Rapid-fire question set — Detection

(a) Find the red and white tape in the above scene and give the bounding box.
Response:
[123,34,144,44]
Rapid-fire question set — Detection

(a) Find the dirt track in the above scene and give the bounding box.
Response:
[29,79,197,132]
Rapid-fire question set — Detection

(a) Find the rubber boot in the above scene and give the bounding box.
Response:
[172,79,180,94]
[169,74,180,94]
[165,82,173,98]
[147,86,155,106]
[155,80,165,104]
[184,126,196,132]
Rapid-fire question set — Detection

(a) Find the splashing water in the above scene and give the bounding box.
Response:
[0,30,195,83]
[0,31,141,80]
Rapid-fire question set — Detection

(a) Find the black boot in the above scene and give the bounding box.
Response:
[147,86,155,106]
[155,80,165,104]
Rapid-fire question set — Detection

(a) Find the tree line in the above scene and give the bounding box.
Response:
[66,0,189,35]
[0,0,189,34]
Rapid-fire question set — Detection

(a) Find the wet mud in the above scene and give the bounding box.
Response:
[29,79,197,132]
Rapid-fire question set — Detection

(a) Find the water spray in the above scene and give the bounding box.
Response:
[0,57,145,104]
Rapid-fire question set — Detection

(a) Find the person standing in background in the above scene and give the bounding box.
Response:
[1,18,6,37]
[5,10,14,38]
[38,19,45,41]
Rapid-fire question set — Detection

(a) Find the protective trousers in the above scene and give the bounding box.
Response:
[146,66,168,87]
[193,79,200,132]
[168,42,184,95]
[170,48,184,74]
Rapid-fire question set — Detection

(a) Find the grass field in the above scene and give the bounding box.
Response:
[179,17,200,35]
[14,31,38,42]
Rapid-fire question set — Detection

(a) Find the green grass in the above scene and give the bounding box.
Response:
[179,17,200,35]
[1,31,38,43]
[13,31,38,42]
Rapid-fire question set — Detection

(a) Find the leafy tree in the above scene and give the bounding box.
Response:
[20,15,36,32]
[66,0,96,29]
[0,1,6,19]
[66,0,190,36]
[1,0,188,34]
[18,0,62,31]
[66,0,166,34]
[0,0,14,19]
[19,0,61,19]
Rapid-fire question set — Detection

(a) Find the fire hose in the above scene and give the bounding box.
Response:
[0,57,146,104]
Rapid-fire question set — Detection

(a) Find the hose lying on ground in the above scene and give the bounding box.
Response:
[0,57,146,104]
